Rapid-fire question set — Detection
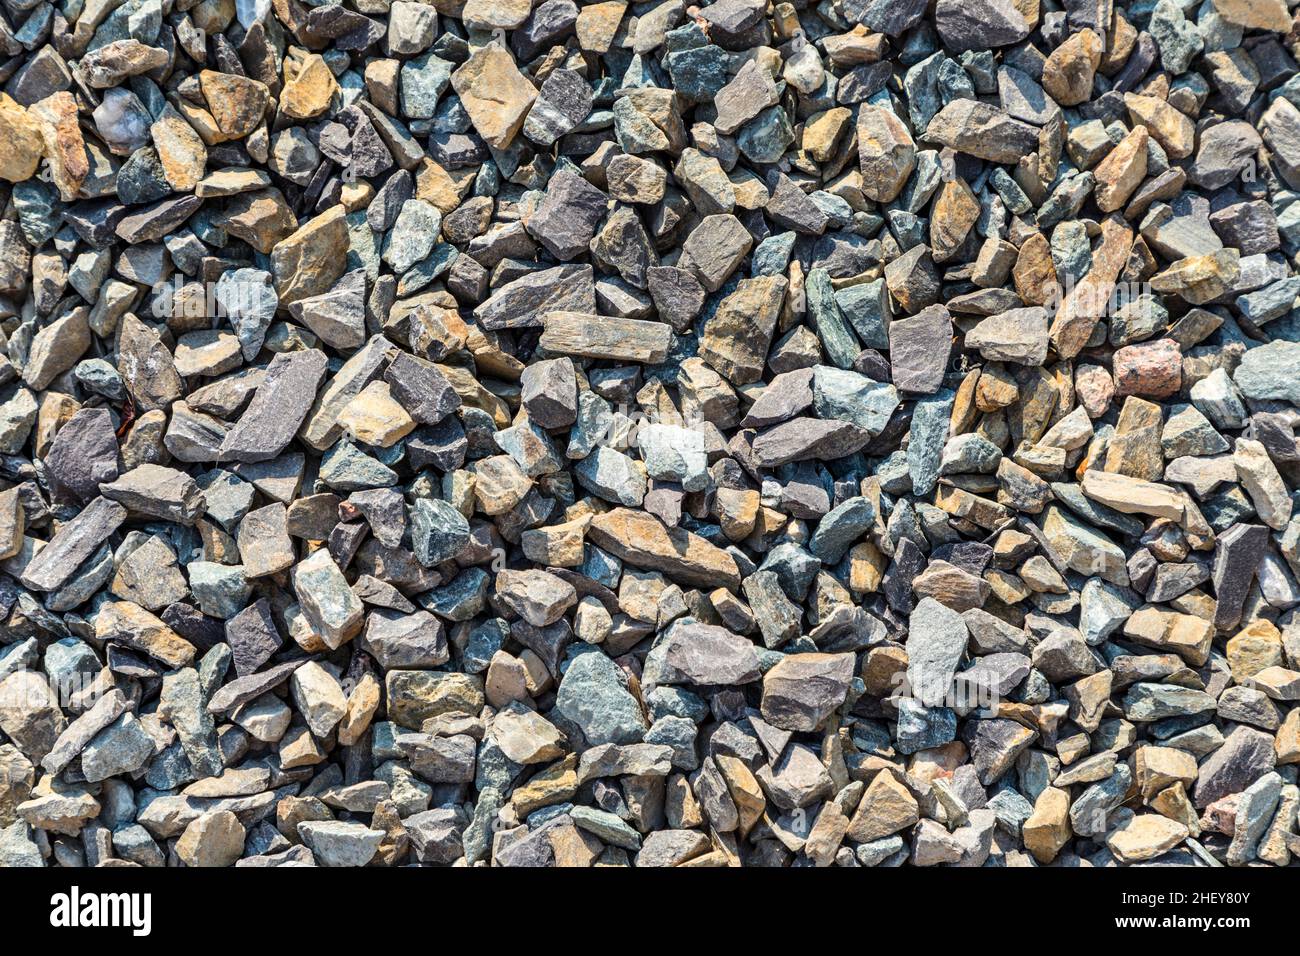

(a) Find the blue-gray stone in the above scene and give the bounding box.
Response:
[410,498,470,567]
[758,542,821,601]
[906,388,955,497]
[736,105,794,164]
[419,568,491,621]
[187,562,251,618]
[809,496,876,564]
[896,698,957,754]
[834,278,890,350]
[319,439,399,491]
[555,647,648,746]
[1237,276,1300,324]
[462,619,509,674]
[400,52,453,120]
[806,268,861,369]
[752,231,798,277]
[813,365,899,436]
[1149,0,1203,75]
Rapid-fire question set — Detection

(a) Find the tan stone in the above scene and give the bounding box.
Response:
[1023,787,1072,863]
[588,507,742,591]
[1212,0,1293,32]
[148,103,207,192]
[1150,782,1200,837]
[1080,469,1184,521]
[1106,813,1188,863]
[1064,670,1112,732]
[216,186,299,254]
[485,651,531,708]
[415,158,471,214]
[913,559,990,611]
[1136,745,1199,800]
[1012,232,1058,307]
[338,381,416,447]
[929,178,981,263]
[716,754,765,837]
[30,92,89,201]
[337,673,380,746]
[1234,437,1292,531]
[1151,250,1241,305]
[95,601,196,669]
[848,540,888,595]
[1124,93,1195,159]
[1041,28,1103,106]
[271,205,350,305]
[470,455,533,515]
[1277,708,1300,764]
[575,0,626,52]
[845,770,918,843]
[1226,619,1284,682]
[1049,214,1134,359]
[200,70,271,139]
[280,54,339,120]
[1104,397,1165,480]
[715,487,760,541]
[450,45,537,150]
[520,516,589,567]
[1093,125,1148,212]
[0,93,44,182]
[803,800,850,866]
[802,107,851,162]
[1122,606,1213,666]
[511,754,578,815]
[860,645,907,698]
[24,308,91,391]
[176,809,246,867]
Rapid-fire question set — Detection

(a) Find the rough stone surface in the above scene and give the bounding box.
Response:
[0,0,1295,873]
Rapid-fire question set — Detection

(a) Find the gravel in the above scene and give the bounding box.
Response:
[0,0,1298,870]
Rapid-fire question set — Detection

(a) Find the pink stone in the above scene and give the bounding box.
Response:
[1112,337,1182,399]
[1075,363,1115,418]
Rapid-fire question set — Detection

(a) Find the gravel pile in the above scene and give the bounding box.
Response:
[0,0,1299,868]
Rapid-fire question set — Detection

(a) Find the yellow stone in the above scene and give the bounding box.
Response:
[0,93,44,183]
[1093,125,1148,213]
[802,107,851,162]
[575,0,626,53]
[30,92,89,201]
[1023,787,1072,863]
[338,381,417,447]
[450,45,537,151]
[280,54,339,120]
[1226,619,1284,682]
[150,103,207,192]
[1124,93,1195,160]
[845,770,918,843]
[1105,813,1188,863]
